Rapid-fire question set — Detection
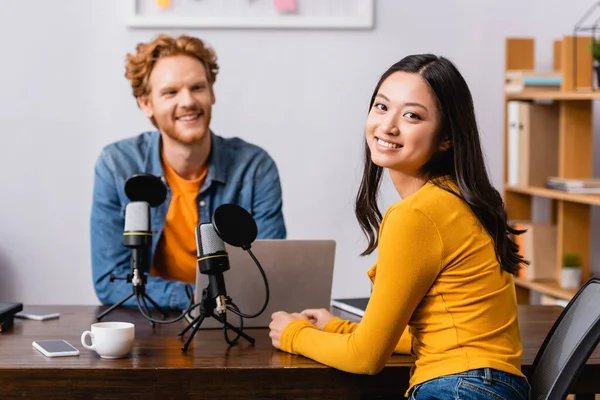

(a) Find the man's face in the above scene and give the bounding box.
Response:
[138,55,215,145]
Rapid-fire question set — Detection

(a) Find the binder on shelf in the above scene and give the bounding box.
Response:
[511,222,557,281]
[506,101,558,187]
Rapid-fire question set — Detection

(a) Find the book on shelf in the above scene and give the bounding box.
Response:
[330,297,369,317]
[540,294,568,308]
[505,70,562,93]
[546,177,600,193]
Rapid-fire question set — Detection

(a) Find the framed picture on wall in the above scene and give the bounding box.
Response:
[126,0,375,29]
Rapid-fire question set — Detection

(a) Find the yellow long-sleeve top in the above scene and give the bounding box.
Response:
[280,178,524,394]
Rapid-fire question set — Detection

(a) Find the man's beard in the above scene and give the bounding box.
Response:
[159,110,211,145]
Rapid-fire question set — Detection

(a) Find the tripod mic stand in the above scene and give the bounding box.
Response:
[178,286,255,352]
[96,174,173,327]
[96,247,166,328]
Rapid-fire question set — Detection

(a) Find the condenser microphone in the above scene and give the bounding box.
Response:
[196,223,230,321]
[122,173,164,275]
[123,202,151,281]
[124,202,152,248]
[97,174,179,326]
[178,204,262,352]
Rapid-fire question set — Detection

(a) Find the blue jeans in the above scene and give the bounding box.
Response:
[409,368,530,400]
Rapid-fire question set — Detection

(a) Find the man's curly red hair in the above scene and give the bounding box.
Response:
[125,34,219,98]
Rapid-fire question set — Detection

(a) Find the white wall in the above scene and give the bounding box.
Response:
[0,0,597,305]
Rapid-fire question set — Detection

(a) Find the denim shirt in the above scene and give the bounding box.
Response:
[90,131,286,310]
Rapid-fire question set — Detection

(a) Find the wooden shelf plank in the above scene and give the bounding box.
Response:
[505,185,600,206]
[506,90,600,100]
[514,278,578,300]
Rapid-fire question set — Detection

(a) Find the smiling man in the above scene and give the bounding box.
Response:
[90,34,286,310]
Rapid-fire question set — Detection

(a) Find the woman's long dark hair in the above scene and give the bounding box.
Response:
[355,54,527,275]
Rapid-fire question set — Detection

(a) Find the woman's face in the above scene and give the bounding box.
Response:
[365,71,446,175]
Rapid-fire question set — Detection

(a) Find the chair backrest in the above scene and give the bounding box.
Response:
[529,275,600,400]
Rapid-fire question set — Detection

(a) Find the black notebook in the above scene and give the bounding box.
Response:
[330,297,369,317]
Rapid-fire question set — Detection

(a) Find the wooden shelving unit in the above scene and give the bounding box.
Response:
[504,36,596,304]
[514,278,579,301]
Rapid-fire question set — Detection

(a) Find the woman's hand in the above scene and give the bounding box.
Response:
[300,308,335,330]
[269,311,309,349]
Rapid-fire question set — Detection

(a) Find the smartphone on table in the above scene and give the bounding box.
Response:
[15,308,60,321]
[32,340,80,357]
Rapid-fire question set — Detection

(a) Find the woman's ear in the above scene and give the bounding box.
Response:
[439,137,452,152]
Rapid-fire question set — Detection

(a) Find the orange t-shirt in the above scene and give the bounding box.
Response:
[151,154,208,283]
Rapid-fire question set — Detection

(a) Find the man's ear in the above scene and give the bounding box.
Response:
[210,86,216,106]
[137,96,154,119]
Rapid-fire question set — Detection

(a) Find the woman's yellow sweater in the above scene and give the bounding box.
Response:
[280,179,524,394]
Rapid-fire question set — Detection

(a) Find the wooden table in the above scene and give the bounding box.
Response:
[0,305,598,399]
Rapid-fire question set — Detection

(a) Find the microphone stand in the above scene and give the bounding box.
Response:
[96,247,166,327]
[178,285,255,353]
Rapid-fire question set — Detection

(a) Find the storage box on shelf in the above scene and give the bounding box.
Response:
[503,36,599,304]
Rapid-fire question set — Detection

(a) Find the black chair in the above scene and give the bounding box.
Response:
[529,275,600,400]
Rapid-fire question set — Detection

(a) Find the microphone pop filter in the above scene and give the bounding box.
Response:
[212,204,257,248]
[124,173,167,207]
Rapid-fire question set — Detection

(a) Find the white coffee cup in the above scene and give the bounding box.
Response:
[81,322,135,359]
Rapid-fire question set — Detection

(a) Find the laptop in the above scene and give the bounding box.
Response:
[330,297,369,317]
[192,239,336,329]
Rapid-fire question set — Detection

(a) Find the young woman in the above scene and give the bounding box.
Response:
[269,54,530,399]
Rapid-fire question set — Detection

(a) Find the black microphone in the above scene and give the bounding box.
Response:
[123,202,151,282]
[178,204,262,352]
[122,173,165,277]
[98,172,197,327]
[196,223,230,321]
[124,202,152,249]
